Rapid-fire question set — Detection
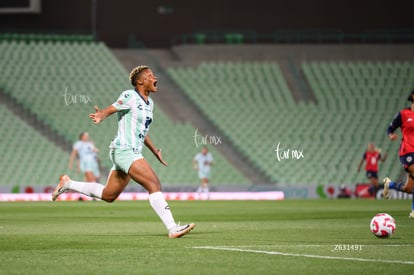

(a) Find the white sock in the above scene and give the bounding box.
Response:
[67,180,104,199]
[148,192,176,231]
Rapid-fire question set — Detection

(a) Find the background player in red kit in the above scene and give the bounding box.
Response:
[357,142,387,197]
[383,90,414,218]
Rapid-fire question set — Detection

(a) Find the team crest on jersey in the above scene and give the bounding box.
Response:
[407,156,412,162]
[408,117,413,122]
[117,100,123,105]
[137,104,143,110]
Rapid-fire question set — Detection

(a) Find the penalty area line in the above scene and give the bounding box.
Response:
[192,246,414,265]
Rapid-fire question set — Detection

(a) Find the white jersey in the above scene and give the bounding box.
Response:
[73,141,98,162]
[194,152,213,173]
[110,89,154,151]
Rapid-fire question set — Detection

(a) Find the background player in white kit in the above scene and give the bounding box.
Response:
[52,65,195,238]
[193,146,213,199]
[68,132,100,183]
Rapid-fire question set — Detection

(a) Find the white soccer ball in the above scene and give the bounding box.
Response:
[370,213,396,238]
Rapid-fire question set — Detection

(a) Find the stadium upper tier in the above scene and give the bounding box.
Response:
[0,40,249,186]
[167,61,410,185]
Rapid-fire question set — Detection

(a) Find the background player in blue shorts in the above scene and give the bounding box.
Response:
[193,146,214,199]
[68,132,100,183]
[357,142,387,197]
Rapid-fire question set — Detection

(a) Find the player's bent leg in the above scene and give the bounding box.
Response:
[128,158,195,237]
[404,173,414,218]
[401,165,414,193]
[383,176,412,196]
[100,170,130,202]
[52,174,105,201]
[128,158,161,193]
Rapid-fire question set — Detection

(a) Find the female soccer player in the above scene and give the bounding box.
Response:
[52,65,195,238]
[383,89,414,218]
[193,146,214,199]
[68,132,100,183]
[357,142,387,197]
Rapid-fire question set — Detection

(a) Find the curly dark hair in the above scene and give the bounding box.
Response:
[129,65,149,86]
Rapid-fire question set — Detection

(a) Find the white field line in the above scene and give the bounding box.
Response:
[215,244,414,248]
[192,246,414,265]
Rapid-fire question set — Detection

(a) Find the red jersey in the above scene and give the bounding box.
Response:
[363,151,381,172]
[387,108,414,156]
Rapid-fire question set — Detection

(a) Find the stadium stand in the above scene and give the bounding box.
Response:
[1,37,413,188]
[0,38,249,186]
[166,60,409,185]
[0,103,69,186]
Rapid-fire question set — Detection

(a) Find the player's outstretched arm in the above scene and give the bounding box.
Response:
[89,105,117,124]
[145,135,168,166]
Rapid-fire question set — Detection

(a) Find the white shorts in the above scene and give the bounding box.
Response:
[198,169,211,179]
[80,159,100,177]
[109,148,143,174]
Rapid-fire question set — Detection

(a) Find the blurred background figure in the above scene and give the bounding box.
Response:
[357,142,387,197]
[68,132,100,183]
[193,146,214,199]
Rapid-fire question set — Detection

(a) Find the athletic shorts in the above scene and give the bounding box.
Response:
[109,148,143,173]
[80,159,100,178]
[365,170,378,179]
[198,169,211,179]
[400,153,414,172]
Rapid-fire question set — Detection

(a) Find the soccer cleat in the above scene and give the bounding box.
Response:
[168,223,195,239]
[52,174,71,201]
[382,177,391,200]
[409,211,414,219]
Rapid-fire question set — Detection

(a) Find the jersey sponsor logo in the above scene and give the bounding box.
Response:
[408,117,413,122]
[137,104,151,111]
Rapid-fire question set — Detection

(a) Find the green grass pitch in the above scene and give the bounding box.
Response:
[1,199,413,274]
